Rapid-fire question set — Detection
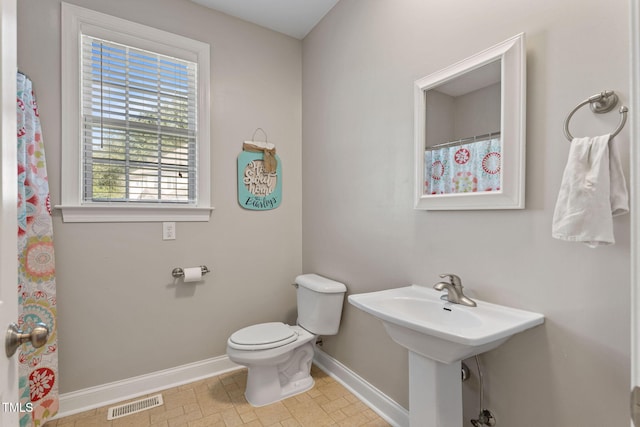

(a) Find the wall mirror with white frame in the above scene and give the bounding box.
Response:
[414,33,526,210]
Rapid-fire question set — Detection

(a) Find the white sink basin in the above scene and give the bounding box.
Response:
[349,284,544,426]
[348,284,544,364]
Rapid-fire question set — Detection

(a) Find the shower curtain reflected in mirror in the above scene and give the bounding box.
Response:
[424,137,502,195]
[17,72,58,426]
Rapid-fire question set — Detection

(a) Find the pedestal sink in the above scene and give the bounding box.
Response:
[348,285,544,427]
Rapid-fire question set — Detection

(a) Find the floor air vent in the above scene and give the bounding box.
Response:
[107,394,163,420]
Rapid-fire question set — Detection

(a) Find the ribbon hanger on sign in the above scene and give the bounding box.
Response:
[242,128,277,173]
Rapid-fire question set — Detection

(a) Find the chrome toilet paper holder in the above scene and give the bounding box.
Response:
[172,265,210,278]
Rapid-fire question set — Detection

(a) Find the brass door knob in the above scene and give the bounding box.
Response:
[5,322,49,358]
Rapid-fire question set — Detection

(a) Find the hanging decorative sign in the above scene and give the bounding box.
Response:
[238,129,282,210]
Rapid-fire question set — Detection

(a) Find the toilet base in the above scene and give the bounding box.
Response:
[244,341,315,407]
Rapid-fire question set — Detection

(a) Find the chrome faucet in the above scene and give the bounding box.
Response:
[433,274,477,307]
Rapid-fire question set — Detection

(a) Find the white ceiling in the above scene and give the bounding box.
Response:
[190,0,339,39]
[434,61,502,97]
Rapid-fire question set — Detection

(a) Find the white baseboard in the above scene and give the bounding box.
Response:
[313,348,409,427]
[56,350,409,427]
[56,355,241,419]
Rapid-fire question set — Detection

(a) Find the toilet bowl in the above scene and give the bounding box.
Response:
[226,274,346,407]
[227,322,316,406]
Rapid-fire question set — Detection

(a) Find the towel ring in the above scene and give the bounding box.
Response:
[563,90,628,141]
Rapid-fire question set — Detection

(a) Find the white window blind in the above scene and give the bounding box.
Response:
[81,35,197,204]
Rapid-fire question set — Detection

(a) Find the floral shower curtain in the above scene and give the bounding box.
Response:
[17,72,58,426]
[424,137,502,195]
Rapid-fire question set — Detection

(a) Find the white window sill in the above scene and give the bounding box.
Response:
[55,205,214,223]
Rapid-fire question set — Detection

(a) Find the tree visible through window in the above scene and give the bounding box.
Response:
[82,35,197,203]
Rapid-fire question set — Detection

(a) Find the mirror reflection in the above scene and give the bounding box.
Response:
[414,33,525,210]
[424,60,501,195]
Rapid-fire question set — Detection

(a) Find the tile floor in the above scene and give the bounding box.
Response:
[44,365,391,427]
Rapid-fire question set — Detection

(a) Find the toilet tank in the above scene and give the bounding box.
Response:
[295,274,347,335]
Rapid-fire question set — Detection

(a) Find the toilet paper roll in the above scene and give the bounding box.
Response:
[182,267,203,283]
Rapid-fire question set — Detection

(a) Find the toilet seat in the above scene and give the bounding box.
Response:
[228,322,298,350]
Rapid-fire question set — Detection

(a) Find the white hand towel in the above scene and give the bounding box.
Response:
[609,139,629,217]
[552,134,629,248]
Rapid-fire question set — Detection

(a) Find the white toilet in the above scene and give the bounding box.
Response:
[226,273,347,407]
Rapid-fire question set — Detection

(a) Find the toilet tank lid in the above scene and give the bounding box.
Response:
[296,274,347,293]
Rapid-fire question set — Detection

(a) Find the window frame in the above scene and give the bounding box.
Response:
[60,2,212,222]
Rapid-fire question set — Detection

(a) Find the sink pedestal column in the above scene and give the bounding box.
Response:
[408,352,462,427]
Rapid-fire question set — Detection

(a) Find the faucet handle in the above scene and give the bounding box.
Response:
[439,273,462,288]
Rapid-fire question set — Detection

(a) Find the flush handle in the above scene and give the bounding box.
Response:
[5,322,49,358]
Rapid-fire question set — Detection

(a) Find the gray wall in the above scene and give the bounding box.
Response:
[302,0,630,426]
[17,0,302,393]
